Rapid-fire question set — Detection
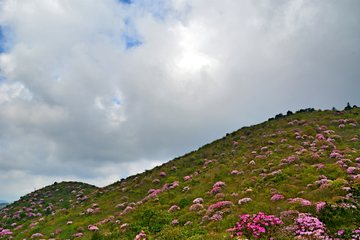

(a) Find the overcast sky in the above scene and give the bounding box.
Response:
[0,0,359,202]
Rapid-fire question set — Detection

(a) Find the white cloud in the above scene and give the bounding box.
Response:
[0,0,359,202]
[0,81,32,103]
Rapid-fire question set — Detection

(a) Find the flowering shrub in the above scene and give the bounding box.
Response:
[31,233,44,238]
[134,230,146,240]
[335,228,360,239]
[293,213,329,239]
[215,193,225,198]
[316,202,326,212]
[213,181,227,188]
[238,198,252,205]
[347,167,356,174]
[288,198,312,206]
[184,176,191,181]
[209,211,224,221]
[159,172,166,176]
[168,205,180,213]
[270,194,284,201]
[226,212,283,238]
[189,203,203,211]
[184,221,193,226]
[152,179,160,183]
[206,201,234,215]
[210,187,222,194]
[171,219,179,225]
[88,225,99,231]
[72,233,83,237]
[193,198,203,204]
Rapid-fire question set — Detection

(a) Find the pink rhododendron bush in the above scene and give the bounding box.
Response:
[227,212,283,238]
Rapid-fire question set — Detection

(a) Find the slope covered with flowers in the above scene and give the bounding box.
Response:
[1,105,359,239]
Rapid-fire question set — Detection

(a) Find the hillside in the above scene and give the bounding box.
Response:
[0,106,359,239]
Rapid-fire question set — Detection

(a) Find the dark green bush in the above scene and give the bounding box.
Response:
[178,198,190,208]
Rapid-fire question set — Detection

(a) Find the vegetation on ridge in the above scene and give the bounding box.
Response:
[0,104,359,239]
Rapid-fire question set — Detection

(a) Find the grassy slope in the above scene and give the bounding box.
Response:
[0,107,359,239]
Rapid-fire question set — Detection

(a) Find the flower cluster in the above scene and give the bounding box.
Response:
[293,213,328,239]
[316,202,326,212]
[206,201,234,215]
[184,176,191,181]
[189,203,203,211]
[238,198,252,205]
[213,181,227,188]
[193,198,203,204]
[88,224,99,231]
[210,186,222,194]
[171,219,179,225]
[152,179,160,183]
[168,205,180,213]
[288,198,312,206]
[226,212,283,238]
[134,230,146,240]
[31,233,44,238]
[270,194,284,201]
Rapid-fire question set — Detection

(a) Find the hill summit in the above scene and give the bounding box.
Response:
[1,105,359,239]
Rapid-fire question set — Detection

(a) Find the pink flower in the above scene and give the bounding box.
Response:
[134,230,146,240]
[171,219,179,225]
[168,205,180,213]
[210,187,222,194]
[159,172,166,176]
[238,198,252,205]
[152,179,160,183]
[347,167,356,174]
[316,202,326,212]
[193,198,203,204]
[189,203,204,211]
[270,194,284,201]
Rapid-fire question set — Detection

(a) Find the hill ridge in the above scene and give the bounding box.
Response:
[0,106,359,239]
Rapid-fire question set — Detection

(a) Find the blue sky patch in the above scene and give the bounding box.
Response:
[113,98,121,105]
[123,35,142,49]
[0,26,5,54]
[117,0,132,4]
[122,17,143,49]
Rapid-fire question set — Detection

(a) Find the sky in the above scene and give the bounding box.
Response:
[0,0,359,202]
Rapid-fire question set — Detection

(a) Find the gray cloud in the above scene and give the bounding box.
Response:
[0,0,359,201]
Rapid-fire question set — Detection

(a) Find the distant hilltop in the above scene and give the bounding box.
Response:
[0,202,8,210]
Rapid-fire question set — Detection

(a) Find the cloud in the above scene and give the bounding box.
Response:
[0,0,359,201]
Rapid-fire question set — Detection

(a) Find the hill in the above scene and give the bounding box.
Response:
[0,203,8,210]
[0,106,359,239]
